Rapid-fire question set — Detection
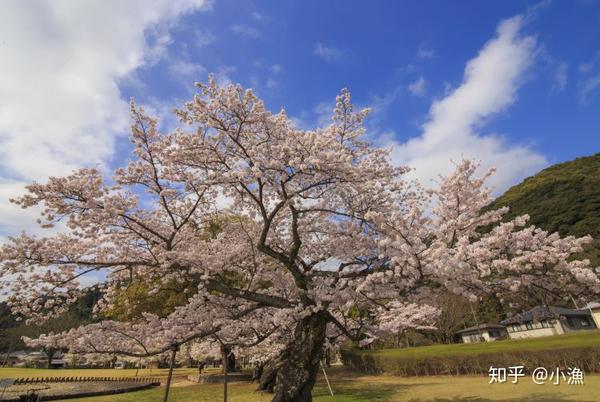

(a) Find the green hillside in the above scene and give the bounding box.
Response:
[487,153,600,266]
[0,288,101,353]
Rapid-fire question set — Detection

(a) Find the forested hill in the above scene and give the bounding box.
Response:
[487,153,600,266]
[0,288,101,352]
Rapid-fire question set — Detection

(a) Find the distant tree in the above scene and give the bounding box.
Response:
[432,292,472,344]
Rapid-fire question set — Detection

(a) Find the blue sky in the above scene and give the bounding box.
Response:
[125,0,600,159]
[1,0,600,238]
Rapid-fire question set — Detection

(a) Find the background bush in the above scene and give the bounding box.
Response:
[342,331,600,376]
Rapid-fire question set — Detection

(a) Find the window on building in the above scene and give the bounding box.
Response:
[468,334,482,343]
[526,322,533,330]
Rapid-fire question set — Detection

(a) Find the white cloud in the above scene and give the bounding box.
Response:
[417,44,435,59]
[231,24,260,38]
[578,62,594,74]
[0,0,211,236]
[138,96,183,134]
[313,43,343,62]
[0,180,51,237]
[578,74,600,103]
[553,61,568,92]
[408,76,428,97]
[195,28,216,48]
[314,102,334,127]
[168,60,206,85]
[265,78,279,90]
[214,66,236,86]
[384,15,547,194]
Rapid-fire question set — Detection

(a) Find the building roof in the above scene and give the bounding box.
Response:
[585,302,600,310]
[0,350,27,359]
[500,306,591,326]
[456,324,506,335]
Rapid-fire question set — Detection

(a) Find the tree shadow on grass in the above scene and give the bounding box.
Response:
[313,378,426,401]
[406,395,595,402]
[318,369,596,402]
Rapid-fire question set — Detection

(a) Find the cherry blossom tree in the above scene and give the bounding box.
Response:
[2,77,599,402]
[22,332,65,369]
[356,302,440,348]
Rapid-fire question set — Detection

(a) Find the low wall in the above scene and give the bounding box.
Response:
[188,372,252,383]
[1,377,161,401]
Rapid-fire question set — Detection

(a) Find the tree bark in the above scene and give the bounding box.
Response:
[258,359,277,392]
[46,348,56,369]
[220,345,236,373]
[163,347,177,402]
[222,345,228,402]
[253,362,264,381]
[270,312,328,402]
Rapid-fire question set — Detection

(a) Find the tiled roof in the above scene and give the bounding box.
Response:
[585,302,600,309]
[500,305,590,325]
[456,324,506,334]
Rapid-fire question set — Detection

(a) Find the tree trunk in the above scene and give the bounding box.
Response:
[253,362,264,381]
[258,359,277,392]
[228,350,236,372]
[220,345,236,373]
[46,348,56,369]
[222,345,228,402]
[270,312,328,402]
[163,347,177,402]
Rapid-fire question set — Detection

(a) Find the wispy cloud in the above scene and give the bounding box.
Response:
[578,74,600,103]
[383,14,546,194]
[416,43,435,59]
[168,60,206,85]
[214,66,236,86]
[231,24,260,38]
[249,60,284,95]
[576,54,600,102]
[314,101,334,126]
[408,76,428,97]
[194,28,216,47]
[313,43,343,62]
[579,62,594,74]
[553,61,568,92]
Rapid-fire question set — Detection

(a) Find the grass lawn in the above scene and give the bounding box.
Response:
[2,368,599,401]
[3,333,600,401]
[364,330,600,359]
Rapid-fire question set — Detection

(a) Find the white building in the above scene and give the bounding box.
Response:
[500,306,597,340]
[457,324,508,343]
[584,302,600,328]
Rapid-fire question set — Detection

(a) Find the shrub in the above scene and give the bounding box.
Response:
[341,346,600,376]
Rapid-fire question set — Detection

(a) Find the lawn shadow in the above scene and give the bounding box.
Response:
[313,382,421,401]
[407,394,596,402]
[313,370,431,401]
